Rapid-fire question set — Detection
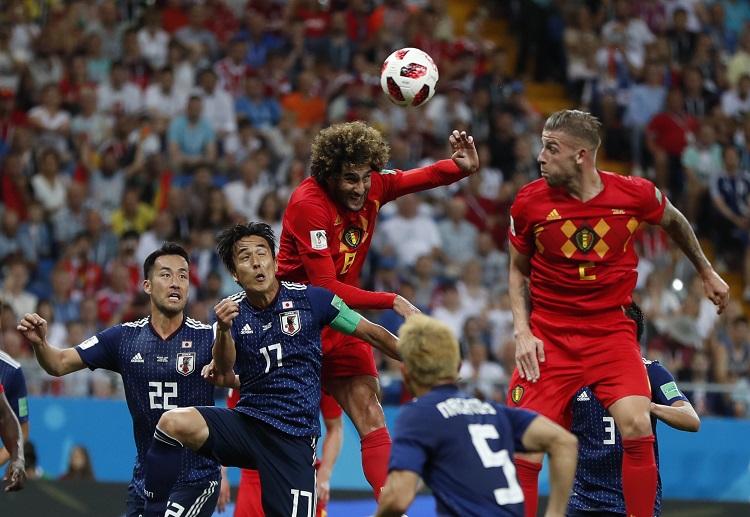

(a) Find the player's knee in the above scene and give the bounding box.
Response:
[157,408,195,443]
[616,411,652,438]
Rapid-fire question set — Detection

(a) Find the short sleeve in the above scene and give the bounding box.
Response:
[508,188,534,255]
[388,405,431,475]
[75,325,123,373]
[502,405,539,453]
[285,197,334,257]
[3,367,29,424]
[648,362,688,406]
[632,176,667,225]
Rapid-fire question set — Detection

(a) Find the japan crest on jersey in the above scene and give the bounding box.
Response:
[280,310,301,336]
[177,352,196,376]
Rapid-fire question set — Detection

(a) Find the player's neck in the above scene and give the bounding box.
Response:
[567,166,603,202]
[245,281,280,309]
[150,310,185,340]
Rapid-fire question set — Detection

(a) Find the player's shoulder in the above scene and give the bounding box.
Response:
[601,170,655,192]
[288,177,329,206]
[122,316,150,330]
[185,317,212,331]
[0,350,22,371]
[516,177,549,199]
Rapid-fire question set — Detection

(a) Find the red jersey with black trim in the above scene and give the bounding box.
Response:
[508,171,667,315]
[277,160,470,310]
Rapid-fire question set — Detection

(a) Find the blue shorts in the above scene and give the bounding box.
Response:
[126,481,220,517]
[196,406,318,517]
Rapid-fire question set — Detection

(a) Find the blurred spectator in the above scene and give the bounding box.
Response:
[709,145,750,299]
[424,82,471,140]
[320,10,356,73]
[235,72,281,129]
[257,190,285,241]
[52,182,90,250]
[458,341,506,402]
[666,8,696,66]
[85,0,126,63]
[681,65,719,120]
[623,62,667,175]
[71,85,112,151]
[83,32,110,85]
[198,187,234,235]
[720,73,750,119]
[167,94,217,173]
[195,67,237,140]
[0,261,37,318]
[166,38,195,97]
[83,208,118,268]
[87,146,125,224]
[0,210,36,267]
[0,89,28,148]
[59,445,95,481]
[727,31,750,88]
[96,60,144,116]
[431,282,469,344]
[678,348,734,417]
[223,156,269,222]
[23,442,52,480]
[0,23,24,93]
[281,70,326,130]
[25,29,63,95]
[137,9,170,71]
[121,27,153,91]
[105,231,142,295]
[720,315,750,381]
[31,148,69,216]
[475,231,509,295]
[681,121,722,227]
[174,3,218,65]
[95,261,133,327]
[602,0,655,73]
[378,194,441,270]
[214,38,249,100]
[406,254,440,312]
[135,212,176,268]
[144,66,186,136]
[437,197,477,269]
[456,259,489,319]
[48,267,80,325]
[19,201,52,263]
[60,54,95,114]
[61,233,103,301]
[487,291,514,360]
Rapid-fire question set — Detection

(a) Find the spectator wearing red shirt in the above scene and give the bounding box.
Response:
[59,54,95,114]
[0,88,28,147]
[646,88,699,203]
[0,152,31,220]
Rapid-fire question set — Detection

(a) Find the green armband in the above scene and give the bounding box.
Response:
[328,295,361,335]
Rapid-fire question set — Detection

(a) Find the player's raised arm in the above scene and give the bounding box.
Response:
[520,415,578,517]
[17,313,86,376]
[212,299,240,374]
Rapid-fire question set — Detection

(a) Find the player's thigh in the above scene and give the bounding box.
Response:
[194,407,264,470]
[165,482,221,517]
[324,374,385,436]
[125,484,145,517]
[321,336,380,379]
[254,428,318,517]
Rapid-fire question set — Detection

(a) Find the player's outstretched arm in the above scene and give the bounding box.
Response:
[213,299,239,374]
[521,415,578,517]
[17,313,86,376]
[651,400,700,432]
[509,244,544,382]
[374,469,420,517]
[350,317,401,361]
[658,199,730,313]
[0,392,25,492]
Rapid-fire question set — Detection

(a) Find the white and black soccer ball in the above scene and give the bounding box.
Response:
[380,47,439,108]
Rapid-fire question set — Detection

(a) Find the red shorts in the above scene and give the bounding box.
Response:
[506,308,650,429]
[234,464,328,517]
[321,326,379,380]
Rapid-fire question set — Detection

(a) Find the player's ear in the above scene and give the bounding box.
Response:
[142,278,151,295]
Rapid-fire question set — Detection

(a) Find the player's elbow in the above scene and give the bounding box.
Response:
[685,415,701,432]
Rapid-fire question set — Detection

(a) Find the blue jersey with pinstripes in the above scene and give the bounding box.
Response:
[569,359,688,515]
[0,351,29,425]
[75,316,220,497]
[229,282,344,437]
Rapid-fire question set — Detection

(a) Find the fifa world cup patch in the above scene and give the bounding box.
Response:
[511,385,524,404]
[310,230,328,250]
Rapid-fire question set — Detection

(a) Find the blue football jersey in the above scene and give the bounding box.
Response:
[569,359,689,515]
[389,384,538,517]
[75,316,220,497]
[0,351,29,425]
[229,282,357,437]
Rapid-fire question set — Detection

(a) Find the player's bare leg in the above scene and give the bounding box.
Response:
[324,375,390,500]
[608,395,657,517]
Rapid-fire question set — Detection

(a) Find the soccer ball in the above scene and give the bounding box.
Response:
[380,48,439,108]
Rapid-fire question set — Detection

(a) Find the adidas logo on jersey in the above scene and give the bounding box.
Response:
[240,324,253,335]
[131,353,144,363]
[546,209,561,220]
[576,391,590,402]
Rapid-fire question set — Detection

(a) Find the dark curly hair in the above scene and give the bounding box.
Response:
[625,301,645,342]
[310,121,390,184]
[216,222,276,275]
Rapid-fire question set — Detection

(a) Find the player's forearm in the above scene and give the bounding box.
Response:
[212,329,236,374]
[658,201,712,274]
[651,402,700,432]
[509,266,532,336]
[356,321,400,361]
[374,482,415,517]
[0,409,22,469]
[31,340,78,377]
[318,425,343,481]
[394,160,469,196]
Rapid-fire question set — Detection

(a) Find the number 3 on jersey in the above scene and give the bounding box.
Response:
[468,423,524,505]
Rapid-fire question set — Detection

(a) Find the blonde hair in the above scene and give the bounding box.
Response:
[544,109,602,151]
[398,314,460,388]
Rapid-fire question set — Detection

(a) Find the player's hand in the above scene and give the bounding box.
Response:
[4,460,26,492]
[449,130,479,172]
[17,313,48,346]
[216,471,231,513]
[317,478,331,506]
[392,295,421,319]
[514,330,545,383]
[214,299,240,331]
[202,361,240,389]
[701,268,730,314]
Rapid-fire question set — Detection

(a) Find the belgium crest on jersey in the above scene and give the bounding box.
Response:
[343,226,364,248]
[511,385,524,404]
[573,224,597,254]
[280,310,301,336]
[177,352,195,376]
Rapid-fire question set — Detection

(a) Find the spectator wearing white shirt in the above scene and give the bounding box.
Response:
[721,74,750,119]
[378,194,442,269]
[456,259,490,319]
[71,85,113,151]
[28,83,72,157]
[88,147,125,224]
[84,0,126,62]
[214,38,249,99]
[601,0,655,72]
[145,66,187,135]
[195,67,237,139]
[0,260,38,319]
[437,197,477,269]
[30,148,69,216]
[424,82,472,140]
[459,341,507,402]
[430,283,470,342]
[222,155,269,221]
[96,61,144,116]
[137,9,170,70]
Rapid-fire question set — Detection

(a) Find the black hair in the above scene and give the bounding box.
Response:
[142,242,190,279]
[216,222,276,275]
[625,301,645,342]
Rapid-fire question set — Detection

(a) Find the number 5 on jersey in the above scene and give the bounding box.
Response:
[468,423,524,506]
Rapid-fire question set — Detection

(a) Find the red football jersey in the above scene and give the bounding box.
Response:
[508,171,666,315]
[277,160,468,310]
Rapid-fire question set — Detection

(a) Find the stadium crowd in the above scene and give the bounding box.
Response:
[0,0,748,420]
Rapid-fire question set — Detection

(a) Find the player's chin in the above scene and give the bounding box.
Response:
[347,199,365,211]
